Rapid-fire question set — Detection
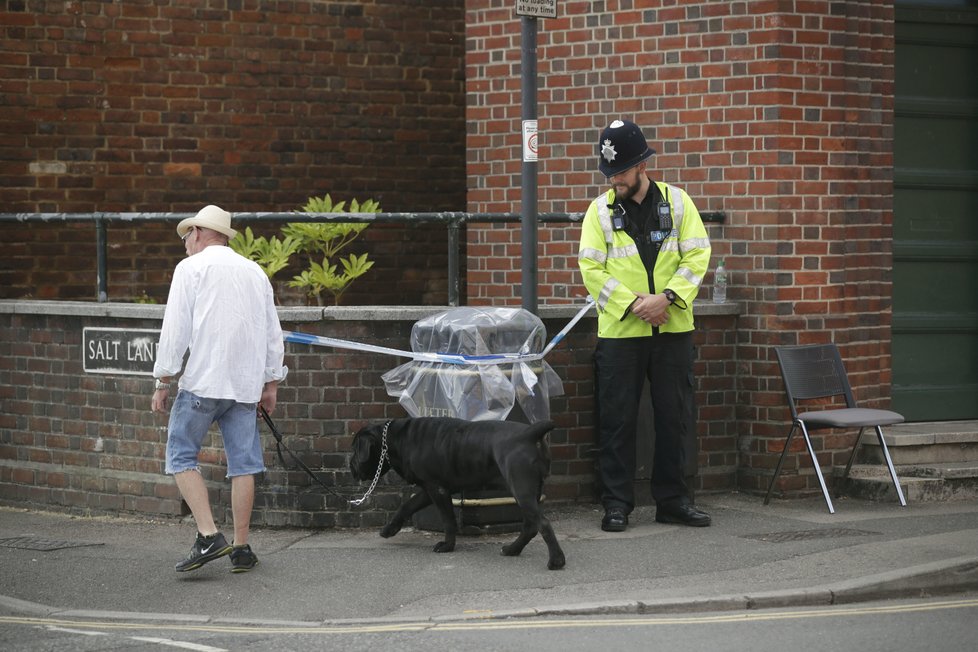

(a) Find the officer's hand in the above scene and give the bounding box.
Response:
[631,294,671,326]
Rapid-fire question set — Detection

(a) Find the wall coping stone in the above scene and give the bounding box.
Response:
[0,300,321,322]
[0,299,741,322]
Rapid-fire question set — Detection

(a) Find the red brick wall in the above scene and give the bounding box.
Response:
[464,0,896,496]
[0,306,737,523]
[0,0,466,305]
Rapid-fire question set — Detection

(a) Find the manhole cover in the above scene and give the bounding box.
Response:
[0,536,104,552]
[741,528,879,543]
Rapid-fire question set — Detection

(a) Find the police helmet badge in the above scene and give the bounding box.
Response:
[601,139,617,164]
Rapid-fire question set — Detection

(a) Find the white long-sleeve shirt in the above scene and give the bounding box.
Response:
[153,245,288,403]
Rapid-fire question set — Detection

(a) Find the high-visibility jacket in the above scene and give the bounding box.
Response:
[578,181,711,338]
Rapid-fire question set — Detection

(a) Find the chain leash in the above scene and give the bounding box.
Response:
[348,421,389,506]
[260,406,389,506]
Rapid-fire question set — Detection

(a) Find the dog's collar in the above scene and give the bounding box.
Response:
[349,420,391,506]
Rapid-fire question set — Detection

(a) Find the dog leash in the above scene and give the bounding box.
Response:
[259,406,388,506]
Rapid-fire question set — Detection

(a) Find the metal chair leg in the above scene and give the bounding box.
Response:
[875,426,908,507]
[799,421,835,514]
[765,423,798,505]
[836,427,866,499]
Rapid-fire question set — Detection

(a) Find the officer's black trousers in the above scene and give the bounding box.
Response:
[594,331,694,512]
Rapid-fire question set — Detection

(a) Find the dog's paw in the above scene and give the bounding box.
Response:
[379,522,402,538]
[500,543,522,557]
[432,541,455,553]
[547,553,566,570]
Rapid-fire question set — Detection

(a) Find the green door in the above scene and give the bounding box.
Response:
[892,3,978,420]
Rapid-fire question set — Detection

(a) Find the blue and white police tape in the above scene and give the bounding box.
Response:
[282,297,595,366]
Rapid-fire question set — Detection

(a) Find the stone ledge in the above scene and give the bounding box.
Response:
[0,299,323,322]
[844,462,978,480]
[861,421,978,447]
[323,300,741,321]
[1,299,742,323]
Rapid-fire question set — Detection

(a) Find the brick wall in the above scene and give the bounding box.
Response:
[0,0,466,305]
[0,304,737,524]
[464,0,896,497]
[1,0,900,507]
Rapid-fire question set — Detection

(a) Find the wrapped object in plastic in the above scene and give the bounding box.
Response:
[382,307,564,422]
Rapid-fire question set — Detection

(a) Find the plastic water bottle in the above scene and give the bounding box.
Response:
[713,258,727,304]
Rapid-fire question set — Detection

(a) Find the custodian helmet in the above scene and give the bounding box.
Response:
[597,119,656,177]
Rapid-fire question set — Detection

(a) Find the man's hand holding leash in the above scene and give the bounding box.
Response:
[258,380,279,417]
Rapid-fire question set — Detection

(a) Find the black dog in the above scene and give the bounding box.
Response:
[350,417,566,570]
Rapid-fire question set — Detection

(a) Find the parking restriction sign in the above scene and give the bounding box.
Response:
[516,0,557,19]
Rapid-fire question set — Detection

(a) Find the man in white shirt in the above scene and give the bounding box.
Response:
[151,205,288,574]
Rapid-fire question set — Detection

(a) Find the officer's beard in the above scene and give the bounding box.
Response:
[612,176,642,202]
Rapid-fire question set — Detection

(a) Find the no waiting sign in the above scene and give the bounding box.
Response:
[516,0,557,19]
[522,120,538,162]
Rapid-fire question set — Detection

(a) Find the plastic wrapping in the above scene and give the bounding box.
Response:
[382,307,563,422]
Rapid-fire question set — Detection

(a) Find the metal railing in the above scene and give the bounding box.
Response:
[0,210,724,305]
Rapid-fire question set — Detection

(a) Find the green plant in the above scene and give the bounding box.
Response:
[230,227,301,279]
[287,253,375,307]
[133,291,157,304]
[285,195,380,305]
[229,195,379,305]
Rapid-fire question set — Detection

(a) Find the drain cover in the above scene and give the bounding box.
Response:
[0,536,104,552]
[742,528,879,543]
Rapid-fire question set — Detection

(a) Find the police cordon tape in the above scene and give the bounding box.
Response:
[282,297,595,365]
[276,298,595,506]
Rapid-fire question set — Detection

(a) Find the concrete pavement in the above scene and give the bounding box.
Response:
[1,493,977,626]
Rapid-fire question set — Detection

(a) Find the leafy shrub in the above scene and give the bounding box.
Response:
[229,194,379,305]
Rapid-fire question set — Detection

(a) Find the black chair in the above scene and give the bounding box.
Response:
[766,343,908,514]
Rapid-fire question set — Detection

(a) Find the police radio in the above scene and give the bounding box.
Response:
[650,201,673,242]
[608,201,673,240]
[657,202,673,231]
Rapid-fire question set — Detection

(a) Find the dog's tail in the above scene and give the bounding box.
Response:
[521,420,555,485]
[522,419,555,441]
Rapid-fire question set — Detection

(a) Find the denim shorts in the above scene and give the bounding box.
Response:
[165,389,266,478]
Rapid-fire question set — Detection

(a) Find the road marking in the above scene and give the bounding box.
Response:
[42,625,226,651]
[4,598,978,636]
[436,599,978,630]
[44,625,107,636]
[130,636,227,651]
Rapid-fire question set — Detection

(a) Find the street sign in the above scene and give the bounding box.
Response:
[83,327,160,375]
[516,0,557,19]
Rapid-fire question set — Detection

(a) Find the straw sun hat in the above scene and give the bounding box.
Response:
[176,205,238,239]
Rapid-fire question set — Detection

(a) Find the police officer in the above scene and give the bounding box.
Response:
[578,119,712,532]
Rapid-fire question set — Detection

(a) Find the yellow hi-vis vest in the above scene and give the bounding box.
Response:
[578,182,711,338]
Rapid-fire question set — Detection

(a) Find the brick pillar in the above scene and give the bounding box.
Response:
[465,0,896,497]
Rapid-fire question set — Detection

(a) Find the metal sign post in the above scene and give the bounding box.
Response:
[520,15,539,313]
[516,0,555,314]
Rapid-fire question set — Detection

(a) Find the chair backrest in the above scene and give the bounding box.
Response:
[774,343,857,418]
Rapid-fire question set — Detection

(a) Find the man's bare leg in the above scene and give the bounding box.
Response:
[230,473,255,546]
[174,469,217,535]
